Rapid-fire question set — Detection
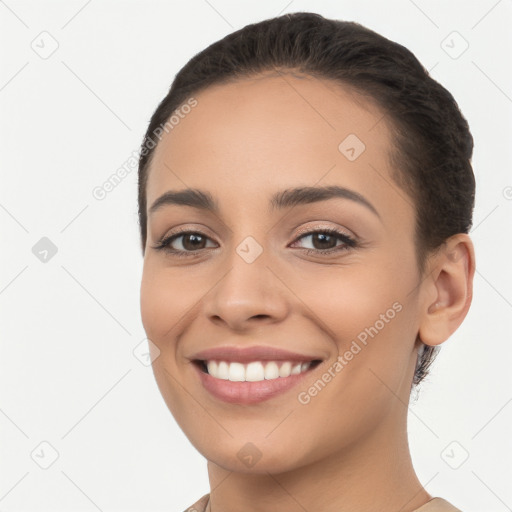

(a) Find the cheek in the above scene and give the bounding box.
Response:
[140,263,197,344]
[140,265,196,425]
[286,269,416,453]
[293,262,404,335]
[291,259,417,381]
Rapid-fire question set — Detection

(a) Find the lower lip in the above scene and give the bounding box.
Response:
[194,363,316,404]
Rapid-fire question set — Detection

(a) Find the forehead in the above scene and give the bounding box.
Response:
[146,73,409,222]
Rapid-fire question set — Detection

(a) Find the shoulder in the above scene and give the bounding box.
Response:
[183,493,210,512]
[414,497,463,512]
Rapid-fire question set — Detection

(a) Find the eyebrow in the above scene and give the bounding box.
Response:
[148,185,380,218]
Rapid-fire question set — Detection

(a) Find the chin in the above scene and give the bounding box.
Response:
[189,433,319,475]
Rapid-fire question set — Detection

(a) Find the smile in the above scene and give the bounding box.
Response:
[192,357,323,404]
[189,345,325,404]
[199,359,318,382]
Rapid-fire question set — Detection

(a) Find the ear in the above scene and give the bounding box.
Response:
[418,234,476,346]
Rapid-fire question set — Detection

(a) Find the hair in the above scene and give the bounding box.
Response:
[137,12,475,387]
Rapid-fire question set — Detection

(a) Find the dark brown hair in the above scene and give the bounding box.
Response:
[137,12,475,387]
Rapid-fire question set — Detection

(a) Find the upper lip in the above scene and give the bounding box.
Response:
[190,345,323,363]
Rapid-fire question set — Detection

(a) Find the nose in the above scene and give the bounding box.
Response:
[202,243,290,331]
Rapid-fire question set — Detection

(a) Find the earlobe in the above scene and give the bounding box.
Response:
[418,234,476,347]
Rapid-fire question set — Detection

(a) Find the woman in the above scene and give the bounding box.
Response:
[138,12,475,512]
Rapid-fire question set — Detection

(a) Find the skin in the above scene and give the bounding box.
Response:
[139,71,475,512]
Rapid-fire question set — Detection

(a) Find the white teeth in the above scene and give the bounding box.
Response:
[206,361,218,376]
[228,362,245,382]
[301,362,311,372]
[264,361,279,380]
[291,363,302,375]
[217,361,229,380]
[279,361,292,378]
[204,360,315,382]
[246,361,265,382]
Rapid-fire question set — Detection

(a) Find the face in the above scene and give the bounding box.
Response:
[140,72,425,474]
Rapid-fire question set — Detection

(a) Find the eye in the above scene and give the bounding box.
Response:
[151,230,218,258]
[289,228,357,255]
[151,227,358,258]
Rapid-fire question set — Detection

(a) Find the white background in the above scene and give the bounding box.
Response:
[1,1,511,511]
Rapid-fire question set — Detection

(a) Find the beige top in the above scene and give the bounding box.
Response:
[184,494,462,512]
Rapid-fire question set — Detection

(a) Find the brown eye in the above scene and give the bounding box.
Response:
[180,233,208,251]
[308,232,338,250]
[290,228,357,255]
[153,231,218,257]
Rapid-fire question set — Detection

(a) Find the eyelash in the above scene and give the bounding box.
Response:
[151,227,358,259]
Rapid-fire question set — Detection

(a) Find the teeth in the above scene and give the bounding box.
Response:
[217,361,229,380]
[291,363,302,375]
[246,361,265,382]
[206,360,218,376]
[279,361,292,378]
[205,360,314,382]
[228,362,245,382]
[264,361,279,380]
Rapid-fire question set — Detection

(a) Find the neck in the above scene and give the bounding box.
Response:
[205,410,431,512]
